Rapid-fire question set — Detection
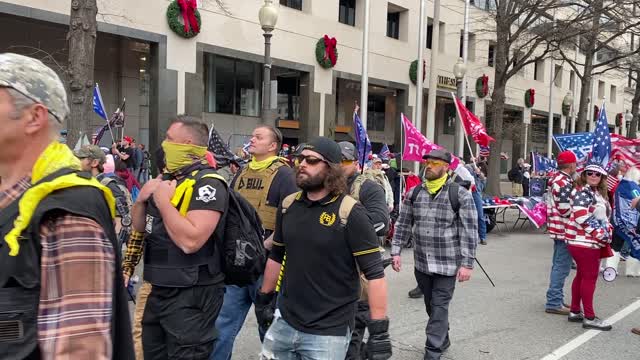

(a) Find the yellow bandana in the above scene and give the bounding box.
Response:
[249,156,280,171]
[5,142,115,256]
[162,141,208,173]
[425,174,448,195]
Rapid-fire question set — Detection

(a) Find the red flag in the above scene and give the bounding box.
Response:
[452,95,495,147]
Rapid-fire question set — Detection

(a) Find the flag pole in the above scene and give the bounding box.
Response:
[451,92,477,167]
[399,113,405,210]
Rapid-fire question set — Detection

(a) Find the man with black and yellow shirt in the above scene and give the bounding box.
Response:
[0,53,133,359]
[130,116,229,359]
[256,137,392,360]
[211,124,297,360]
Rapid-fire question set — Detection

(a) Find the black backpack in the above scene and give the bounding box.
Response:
[409,175,470,214]
[197,170,267,287]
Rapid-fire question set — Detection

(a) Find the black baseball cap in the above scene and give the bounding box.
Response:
[302,137,342,164]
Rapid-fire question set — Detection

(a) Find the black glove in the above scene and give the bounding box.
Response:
[255,291,276,330]
[366,317,392,360]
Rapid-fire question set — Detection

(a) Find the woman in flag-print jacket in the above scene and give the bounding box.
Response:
[564,164,613,331]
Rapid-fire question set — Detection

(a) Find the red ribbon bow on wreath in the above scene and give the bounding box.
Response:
[529,88,535,106]
[178,0,200,34]
[481,74,489,96]
[323,35,338,66]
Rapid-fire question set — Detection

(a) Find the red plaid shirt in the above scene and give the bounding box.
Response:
[0,177,113,360]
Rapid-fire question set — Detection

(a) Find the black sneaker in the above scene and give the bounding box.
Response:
[408,286,423,299]
[480,240,487,245]
[568,312,584,323]
[583,317,612,331]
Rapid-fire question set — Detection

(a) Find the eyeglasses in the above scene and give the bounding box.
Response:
[586,171,602,178]
[295,154,327,166]
[424,160,448,167]
[341,159,355,165]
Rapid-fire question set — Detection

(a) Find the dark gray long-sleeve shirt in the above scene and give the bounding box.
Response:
[347,175,390,236]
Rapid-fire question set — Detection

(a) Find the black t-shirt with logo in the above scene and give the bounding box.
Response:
[270,192,384,336]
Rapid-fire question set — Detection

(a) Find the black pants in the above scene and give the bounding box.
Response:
[345,300,370,360]
[142,284,224,360]
[415,269,456,360]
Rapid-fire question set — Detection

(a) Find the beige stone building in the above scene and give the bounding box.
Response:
[0,0,634,172]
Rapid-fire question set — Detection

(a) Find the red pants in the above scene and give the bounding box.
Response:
[568,245,601,319]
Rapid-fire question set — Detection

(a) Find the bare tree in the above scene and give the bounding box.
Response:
[64,0,229,147]
[552,0,640,133]
[478,0,566,196]
[66,0,98,148]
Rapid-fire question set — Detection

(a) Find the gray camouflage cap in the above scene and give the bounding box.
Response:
[0,53,69,123]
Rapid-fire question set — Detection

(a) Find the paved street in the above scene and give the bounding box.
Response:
[231,215,640,359]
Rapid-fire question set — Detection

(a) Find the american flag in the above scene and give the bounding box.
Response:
[590,103,612,167]
[479,145,490,158]
[380,143,391,160]
[531,152,557,173]
[610,134,640,169]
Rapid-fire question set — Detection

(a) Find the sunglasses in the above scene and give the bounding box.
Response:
[295,154,327,166]
[586,171,602,178]
[424,160,448,167]
[341,159,355,165]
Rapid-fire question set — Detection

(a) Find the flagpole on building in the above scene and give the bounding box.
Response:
[414,0,426,174]
[360,0,371,135]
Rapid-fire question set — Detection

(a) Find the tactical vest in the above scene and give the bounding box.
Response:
[143,168,225,287]
[233,158,288,231]
[0,170,134,360]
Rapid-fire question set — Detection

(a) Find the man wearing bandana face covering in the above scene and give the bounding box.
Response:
[130,115,229,359]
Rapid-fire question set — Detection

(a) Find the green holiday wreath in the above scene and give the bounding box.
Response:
[167,0,201,39]
[315,36,338,69]
[409,60,426,85]
[475,75,489,98]
[524,88,535,108]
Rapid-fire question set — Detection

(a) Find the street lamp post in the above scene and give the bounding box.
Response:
[562,92,573,134]
[259,0,278,125]
[625,110,633,137]
[453,58,467,157]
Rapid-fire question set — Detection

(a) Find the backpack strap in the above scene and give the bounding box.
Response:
[448,182,461,215]
[281,191,302,214]
[409,184,423,204]
[338,195,358,226]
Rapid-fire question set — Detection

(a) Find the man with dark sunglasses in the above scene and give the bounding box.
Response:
[257,137,392,360]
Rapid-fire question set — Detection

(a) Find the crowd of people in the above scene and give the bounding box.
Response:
[1,52,639,360]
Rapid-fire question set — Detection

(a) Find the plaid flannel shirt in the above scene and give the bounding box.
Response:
[0,177,113,359]
[391,180,478,276]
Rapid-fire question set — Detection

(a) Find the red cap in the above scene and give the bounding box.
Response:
[557,150,577,165]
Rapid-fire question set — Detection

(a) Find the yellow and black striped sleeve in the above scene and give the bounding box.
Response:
[346,203,385,280]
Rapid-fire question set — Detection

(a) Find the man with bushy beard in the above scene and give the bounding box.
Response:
[255,137,392,360]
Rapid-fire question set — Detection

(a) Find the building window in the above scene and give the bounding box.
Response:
[610,85,617,103]
[488,42,495,67]
[205,54,261,116]
[438,22,445,53]
[280,0,302,10]
[339,0,356,26]
[554,65,562,87]
[426,21,433,49]
[598,80,605,99]
[367,95,386,131]
[570,70,576,91]
[275,69,301,121]
[386,11,400,39]
[534,59,544,81]
[468,33,476,61]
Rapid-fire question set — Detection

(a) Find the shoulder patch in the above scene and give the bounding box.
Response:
[196,184,217,203]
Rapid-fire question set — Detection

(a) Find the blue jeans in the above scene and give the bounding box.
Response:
[260,316,351,360]
[210,277,266,360]
[472,191,487,241]
[545,240,573,309]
